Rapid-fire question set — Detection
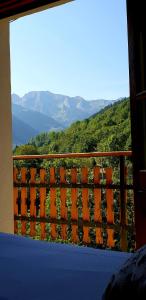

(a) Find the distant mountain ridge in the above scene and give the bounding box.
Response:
[12,115,38,146]
[12,91,115,126]
[12,90,115,145]
[12,103,63,133]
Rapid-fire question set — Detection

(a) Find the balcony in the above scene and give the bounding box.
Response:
[13,150,134,252]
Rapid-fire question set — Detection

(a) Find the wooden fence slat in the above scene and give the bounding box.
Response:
[71,168,78,243]
[106,168,115,248]
[13,168,18,233]
[50,167,57,239]
[60,167,67,240]
[120,164,128,251]
[71,225,78,243]
[94,167,103,244]
[40,168,46,240]
[82,167,90,221]
[29,168,36,237]
[83,227,90,244]
[82,167,90,243]
[21,168,27,235]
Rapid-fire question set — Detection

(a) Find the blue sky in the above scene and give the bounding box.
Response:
[10,0,129,100]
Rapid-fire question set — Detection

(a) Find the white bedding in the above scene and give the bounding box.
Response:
[0,233,131,300]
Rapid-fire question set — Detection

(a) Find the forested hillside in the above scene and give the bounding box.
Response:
[14,98,131,156]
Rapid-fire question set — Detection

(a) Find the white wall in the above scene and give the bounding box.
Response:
[0,20,14,233]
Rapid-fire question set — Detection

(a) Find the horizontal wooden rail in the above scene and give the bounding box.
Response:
[14,182,133,190]
[14,215,134,232]
[13,151,132,160]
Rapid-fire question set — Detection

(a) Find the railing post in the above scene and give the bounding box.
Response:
[120,156,127,251]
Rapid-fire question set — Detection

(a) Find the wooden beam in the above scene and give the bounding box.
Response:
[13,151,132,160]
[0,20,14,233]
[127,0,146,248]
[6,0,73,21]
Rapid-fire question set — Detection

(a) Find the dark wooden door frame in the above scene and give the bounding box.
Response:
[0,0,71,20]
[127,0,146,248]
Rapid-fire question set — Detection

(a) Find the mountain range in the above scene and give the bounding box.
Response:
[14,98,131,156]
[12,91,115,145]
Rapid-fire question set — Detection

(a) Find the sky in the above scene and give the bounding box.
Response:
[10,0,129,100]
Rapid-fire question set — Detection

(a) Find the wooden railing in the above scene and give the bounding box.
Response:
[13,151,135,251]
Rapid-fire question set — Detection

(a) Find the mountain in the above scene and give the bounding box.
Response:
[12,91,115,127]
[20,97,131,154]
[12,115,38,146]
[12,103,63,133]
